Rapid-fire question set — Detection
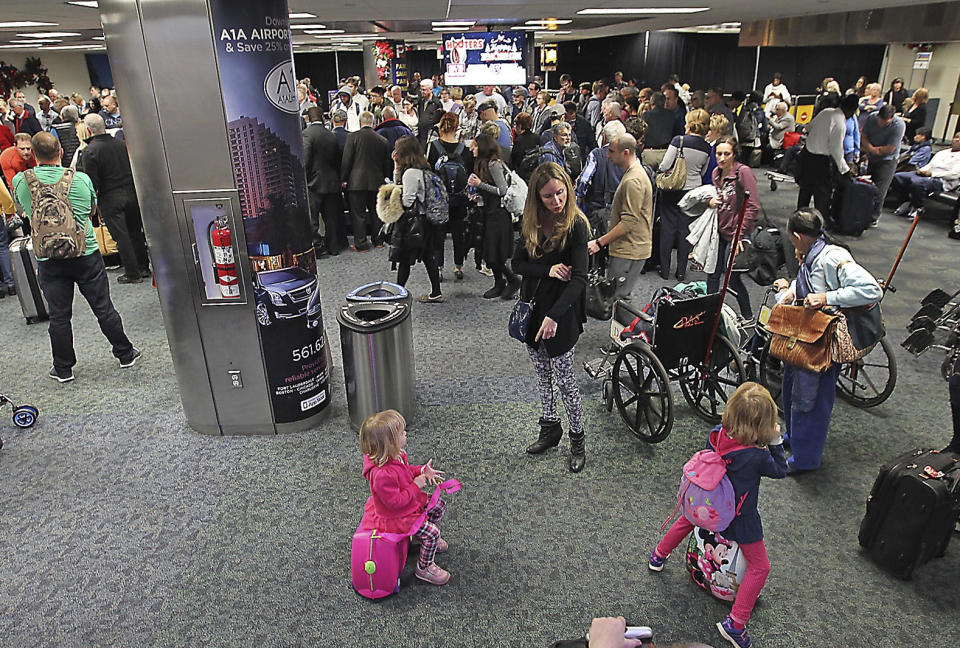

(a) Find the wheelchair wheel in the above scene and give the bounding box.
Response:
[612,343,673,444]
[12,404,38,428]
[837,337,897,408]
[758,338,784,410]
[679,334,746,424]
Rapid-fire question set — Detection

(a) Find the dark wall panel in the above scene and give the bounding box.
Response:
[756,44,885,95]
[294,52,364,110]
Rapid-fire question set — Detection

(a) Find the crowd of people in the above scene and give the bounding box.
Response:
[321,70,918,648]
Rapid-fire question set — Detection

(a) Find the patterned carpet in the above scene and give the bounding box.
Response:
[0,175,958,648]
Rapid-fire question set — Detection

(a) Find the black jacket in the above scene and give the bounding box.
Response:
[51,122,81,171]
[13,112,42,137]
[80,133,134,195]
[512,217,589,357]
[416,96,443,147]
[302,123,342,195]
[340,126,391,192]
[511,130,541,170]
[569,114,597,154]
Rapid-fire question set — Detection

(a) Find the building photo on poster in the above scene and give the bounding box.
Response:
[443,31,527,85]
[210,0,331,423]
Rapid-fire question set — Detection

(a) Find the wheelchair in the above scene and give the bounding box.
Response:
[584,292,746,444]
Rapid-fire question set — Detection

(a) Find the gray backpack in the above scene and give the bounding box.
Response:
[24,168,85,260]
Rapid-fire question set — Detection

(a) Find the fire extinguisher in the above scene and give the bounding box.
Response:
[208,217,240,299]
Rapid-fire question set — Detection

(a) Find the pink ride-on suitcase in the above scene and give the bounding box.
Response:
[351,479,461,599]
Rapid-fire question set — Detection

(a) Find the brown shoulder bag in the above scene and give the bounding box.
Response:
[766,303,839,373]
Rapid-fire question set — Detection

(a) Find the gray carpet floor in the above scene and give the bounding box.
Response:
[1,175,958,648]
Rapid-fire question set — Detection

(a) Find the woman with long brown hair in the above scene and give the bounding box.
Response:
[902,87,929,142]
[380,135,444,302]
[512,162,590,472]
[467,134,520,299]
[427,111,473,281]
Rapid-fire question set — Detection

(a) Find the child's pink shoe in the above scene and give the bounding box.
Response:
[415,562,451,585]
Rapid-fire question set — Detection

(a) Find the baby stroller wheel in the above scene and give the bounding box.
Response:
[12,405,38,428]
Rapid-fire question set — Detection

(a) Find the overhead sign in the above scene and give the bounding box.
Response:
[443,31,527,85]
[913,51,932,70]
[540,43,558,72]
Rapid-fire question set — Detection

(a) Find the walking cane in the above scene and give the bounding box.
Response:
[880,209,921,295]
[702,190,751,369]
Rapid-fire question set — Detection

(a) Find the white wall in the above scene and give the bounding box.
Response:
[7,52,93,101]
[882,42,960,141]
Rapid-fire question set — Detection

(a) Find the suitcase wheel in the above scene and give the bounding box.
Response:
[12,405,38,429]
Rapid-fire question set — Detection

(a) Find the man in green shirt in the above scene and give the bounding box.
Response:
[13,132,140,383]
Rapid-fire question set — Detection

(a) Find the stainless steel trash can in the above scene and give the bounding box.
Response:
[337,300,416,431]
[346,281,410,306]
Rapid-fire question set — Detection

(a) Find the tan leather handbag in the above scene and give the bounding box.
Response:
[655,145,687,191]
[766,303,839,373]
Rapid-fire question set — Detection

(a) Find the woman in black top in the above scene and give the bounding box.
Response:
[512,162,590,472]
[467,134,521,299]
[510,112,540,171]
[883,77,908,114]
[426,112,473,281]
[903,88,929,142]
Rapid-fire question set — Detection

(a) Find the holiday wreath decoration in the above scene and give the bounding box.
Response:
[371,40,395,84]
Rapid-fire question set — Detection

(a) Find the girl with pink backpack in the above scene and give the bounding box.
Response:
[648,383,787,648]
[359,410,452,585]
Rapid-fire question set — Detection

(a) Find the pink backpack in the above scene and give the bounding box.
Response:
[351,479,461,599]
[661,441,748,534]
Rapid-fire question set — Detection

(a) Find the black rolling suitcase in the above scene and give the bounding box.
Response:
[9,236,48,324]
[858,448,960,579]
[832,177,877,236]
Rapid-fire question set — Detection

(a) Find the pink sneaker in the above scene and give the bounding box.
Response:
[415,562,451,585]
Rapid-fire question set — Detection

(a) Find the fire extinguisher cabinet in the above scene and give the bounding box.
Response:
[337,300,416,431]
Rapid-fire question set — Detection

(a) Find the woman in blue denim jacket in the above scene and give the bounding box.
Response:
[773,208,883,474]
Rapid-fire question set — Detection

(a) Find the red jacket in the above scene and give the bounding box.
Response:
[360,451,427,533]
[0,124,14,152]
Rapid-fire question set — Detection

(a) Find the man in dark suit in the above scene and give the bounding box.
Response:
[340,111,391,251]
[302,107,343,257]
[564,101,597,154]
[332,110,349,153]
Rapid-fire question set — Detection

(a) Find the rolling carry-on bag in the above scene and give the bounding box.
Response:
[9,236,48,324]
[832,177,877,236]
[858,448,960,579]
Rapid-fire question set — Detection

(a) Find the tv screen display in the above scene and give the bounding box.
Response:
[443,31,526,86]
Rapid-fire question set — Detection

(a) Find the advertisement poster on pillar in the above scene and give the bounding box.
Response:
[443,31,526,86]
[210,0,331,423]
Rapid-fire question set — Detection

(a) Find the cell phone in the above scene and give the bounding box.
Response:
[585,626,653,643]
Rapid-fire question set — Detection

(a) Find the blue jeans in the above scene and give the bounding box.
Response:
[0,223,13,289]
[891,172,942,208]
[707,237,753,318]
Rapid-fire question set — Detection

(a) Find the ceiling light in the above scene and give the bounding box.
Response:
[312,33,380,39]
[509,26,546,30]
[577,7,709,14]
[431,21,475,26]
[9,39,63,43]
[305,29,345,35]
[67,1,99,6]
[534,31,571,35]
[0,22,58,29]
[17,32,82,38]
[432,27,471,31]
[288,12,316,19]
[42,45,104,50]
[524,19,572,25]
[0,45,37,49]
[93,36,105,40]
[289,24,327,29]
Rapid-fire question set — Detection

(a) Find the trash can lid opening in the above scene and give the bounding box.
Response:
[356,308,391,322]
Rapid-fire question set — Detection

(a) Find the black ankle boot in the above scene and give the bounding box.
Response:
[526,418,563,454]
[569,432,586,472]
[483,281,505,299]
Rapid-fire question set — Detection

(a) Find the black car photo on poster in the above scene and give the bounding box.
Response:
[252,266,320,327]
